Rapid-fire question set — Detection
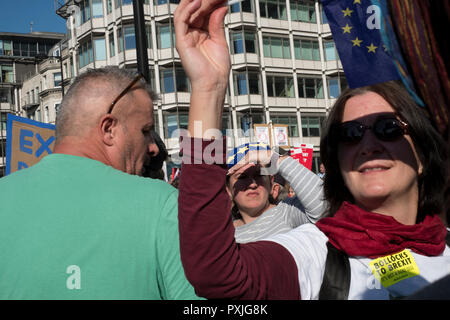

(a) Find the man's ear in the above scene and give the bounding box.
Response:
[98,114,118,146]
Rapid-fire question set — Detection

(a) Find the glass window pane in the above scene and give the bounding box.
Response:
[54,72,62,87]
[301,41,312,60]
[94,38,106,60]
[287,77,294,97]
[280,4,287,20]
[232,32,243,54]
[124,26,136,50]
[267,2,278,19]
[309,117,320,136]
[159,25,171,49]
[267,76,275,96]
[298,4,309,21]
[166,114,178,137]
[245,32,256,53]
[283,39,291,59]
[176,69,189,92]
[274,77,285,96]
[294,40,301,59]
[263,38,270,57]
[301,117,309,136]
[313,41,320,60]
[242,0,252,12]
[235,73,248,95]
[3,41,12,56]
[248,72,260,94]
[304,78,315,98]
[325,42,336,61]
[328,78,339,98]
[109,32,115,57]
[316,78,324,98]
[161,69,175,93]
[271,38,283,58]
[92,0,104,17]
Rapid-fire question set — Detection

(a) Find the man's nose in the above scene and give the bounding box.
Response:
[148,142,160,158]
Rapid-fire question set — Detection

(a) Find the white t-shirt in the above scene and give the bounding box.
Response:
[266,224,450,299]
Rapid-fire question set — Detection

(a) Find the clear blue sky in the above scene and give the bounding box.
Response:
[0,0,66,34]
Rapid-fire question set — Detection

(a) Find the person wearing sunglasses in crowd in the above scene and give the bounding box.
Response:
[226,143,326,243]
[0,67,199,299]
[175,0,449,299]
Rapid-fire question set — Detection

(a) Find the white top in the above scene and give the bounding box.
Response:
[266,224,450,299]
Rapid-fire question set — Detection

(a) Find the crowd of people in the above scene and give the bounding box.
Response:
[0,0,448,300]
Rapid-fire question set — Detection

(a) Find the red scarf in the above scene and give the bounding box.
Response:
[316,202,447,258]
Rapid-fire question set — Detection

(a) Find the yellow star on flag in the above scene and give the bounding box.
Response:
[367,43,378,53]
[351,37,363,47]
[227,154,236,163]
[237,146,249,154]
[342,23,353,34]
[342,7,353,17]
[353,0,362,4]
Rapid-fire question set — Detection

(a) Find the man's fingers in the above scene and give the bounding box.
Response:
[208,5,228,43]
[174,0,201,38]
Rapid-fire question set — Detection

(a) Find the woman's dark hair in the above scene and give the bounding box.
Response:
[320,81,448,221]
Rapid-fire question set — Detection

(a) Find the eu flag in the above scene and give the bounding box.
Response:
[321,0,400,88]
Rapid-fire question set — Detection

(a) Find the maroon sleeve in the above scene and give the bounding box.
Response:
[178,137,300,299]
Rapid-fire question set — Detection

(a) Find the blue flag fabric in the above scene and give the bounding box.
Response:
[226,142,270,169]
[321,0,400,88]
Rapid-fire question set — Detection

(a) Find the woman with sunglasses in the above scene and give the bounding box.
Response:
[175,0,449,299]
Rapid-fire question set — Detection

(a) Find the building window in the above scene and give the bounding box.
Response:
[80,0,91,24]
[117,28,124,53]
[230,0,253,13]
[290,0,316,23]
[109,31,115,57]
[154,0,180,4]
[92,0,104,17]
[164,111,189,138]
[0,87,13,103]
[145,24,152,49]
[0,40,13,56]
[54,72,62,87]
[159,67,190,93]
[324,41,338,61]
[157,24,175,49]
[301,115,326,137]
[266,75,295,98]
[238,112,265,136]
[0,65,13,83]
[263,36,290,59]
[94,38,106,60]
[44,106,49,123]
[79,40,93,67]
[107,0,113,13]
[327,75,348,99]
[124,25,136,50]
[259,0,288,20]
[233,71,260,95]
[293,38,320,61]
[230,30,257,54]
[298,77,324,98]
[271,114,299,137]
[55,103,61,115]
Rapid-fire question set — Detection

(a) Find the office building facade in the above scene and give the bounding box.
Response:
[24,0,346,175]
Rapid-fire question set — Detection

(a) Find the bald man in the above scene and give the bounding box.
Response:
[0,67,199,300]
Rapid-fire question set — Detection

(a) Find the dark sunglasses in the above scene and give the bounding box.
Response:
[336,116,409,144]
[107,73,144,114]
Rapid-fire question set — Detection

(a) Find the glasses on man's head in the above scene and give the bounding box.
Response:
[336,116,409,145]
[107,73,144,114]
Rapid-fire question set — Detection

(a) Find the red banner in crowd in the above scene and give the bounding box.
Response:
[290,144,314,170]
